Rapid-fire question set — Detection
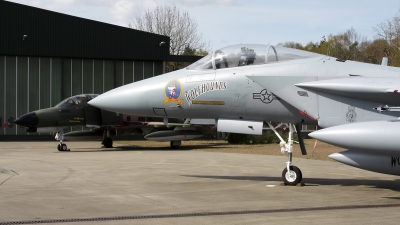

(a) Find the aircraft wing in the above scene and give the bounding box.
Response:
[247,75,400,128]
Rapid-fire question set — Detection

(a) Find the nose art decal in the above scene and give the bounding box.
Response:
[164,79,184,105]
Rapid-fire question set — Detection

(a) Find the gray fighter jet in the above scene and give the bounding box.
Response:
[14,94,206,151]
[89,44,400,185]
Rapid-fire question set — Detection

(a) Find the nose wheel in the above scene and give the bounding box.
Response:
[282,165,302,185]
[57,143,69,151]
[102,137,113,148]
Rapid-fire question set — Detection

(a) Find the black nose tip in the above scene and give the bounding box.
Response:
[14,112,38,127]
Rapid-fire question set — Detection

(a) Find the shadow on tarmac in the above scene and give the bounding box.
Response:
[182,175,400,191]
[55,143,229,153]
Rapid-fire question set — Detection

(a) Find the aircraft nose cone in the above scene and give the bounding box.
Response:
[14,112,39,127]
[307,129,329,141]
[88,90,128,113]
[308,127,355,145]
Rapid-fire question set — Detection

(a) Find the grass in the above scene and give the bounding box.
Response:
[115,139,345,162]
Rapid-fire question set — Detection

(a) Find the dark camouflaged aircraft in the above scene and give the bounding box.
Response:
[14,94,206,151]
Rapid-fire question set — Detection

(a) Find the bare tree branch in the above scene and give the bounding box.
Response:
[129,4,210,56]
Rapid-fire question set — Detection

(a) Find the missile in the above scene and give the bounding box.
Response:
[309,120,400,156]
[329,150,400,176]
[295,77,400,105]
[145,130,203,141]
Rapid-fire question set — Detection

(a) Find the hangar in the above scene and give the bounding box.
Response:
[0,1,201,137]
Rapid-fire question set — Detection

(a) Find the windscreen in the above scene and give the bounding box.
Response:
[87,94,98,101]
[55,94,90,107]
[186,44,323,70]
[185,54,213,70]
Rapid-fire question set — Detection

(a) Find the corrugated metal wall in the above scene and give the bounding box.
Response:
[0,55,163,135]
[0,56,3,131]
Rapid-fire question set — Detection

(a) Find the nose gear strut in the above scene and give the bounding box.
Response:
[267,122,304,186]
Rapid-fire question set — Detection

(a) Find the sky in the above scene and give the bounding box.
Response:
[7,0,400,50]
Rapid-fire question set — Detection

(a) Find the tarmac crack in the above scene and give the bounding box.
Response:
[57,168,74,183]
[135,194,178,208]
[0,169,18,187]
[0,175,14,186]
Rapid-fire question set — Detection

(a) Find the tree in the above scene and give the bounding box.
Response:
[373,13,400,66]
[283,41,305,50]
[326,27,368,61]
[285,29,368,62]
[277,11,400,67]
[302,36,330,55]
[374,14,400,50]
[129,4,209,71]
[362,39,390,65]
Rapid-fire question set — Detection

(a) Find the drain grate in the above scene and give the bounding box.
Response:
[1,203,399,224]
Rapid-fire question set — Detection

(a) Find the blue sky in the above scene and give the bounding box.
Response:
[8,0,400,50]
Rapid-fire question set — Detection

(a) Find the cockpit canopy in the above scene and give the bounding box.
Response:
[55,94,98,107]
[186,44,323,70]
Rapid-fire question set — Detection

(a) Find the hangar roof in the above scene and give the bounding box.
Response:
[0,1,201,62]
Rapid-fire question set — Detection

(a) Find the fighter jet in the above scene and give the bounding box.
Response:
[15,94,206,151]
[89,44,400,185]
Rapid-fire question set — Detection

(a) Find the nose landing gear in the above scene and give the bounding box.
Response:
[267,122,306,186]
[55,131,69,151]
[102,129,113,148]
[170,140,181,149]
